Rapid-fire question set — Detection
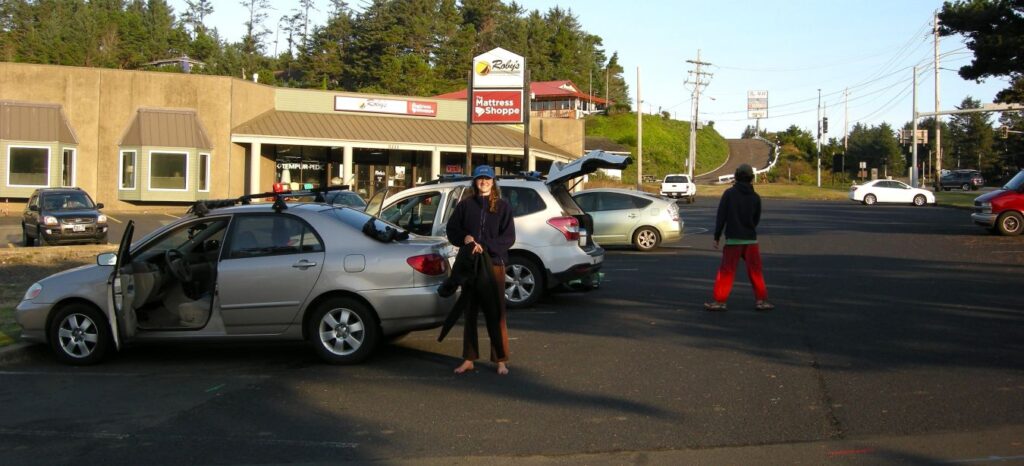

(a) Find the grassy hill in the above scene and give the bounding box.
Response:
[585,113,729,181]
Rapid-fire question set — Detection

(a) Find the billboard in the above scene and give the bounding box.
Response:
[471,89,524,124]
[472,47,525,89]
[334,96,437,117]
[747,90,768,119]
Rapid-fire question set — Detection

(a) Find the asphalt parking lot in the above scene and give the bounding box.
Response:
[0,198,1022,464]
[0,209,186,247]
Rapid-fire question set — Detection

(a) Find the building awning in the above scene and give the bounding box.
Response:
[0,100,78,144]
[120,108,212,149]
[232,110,575,158]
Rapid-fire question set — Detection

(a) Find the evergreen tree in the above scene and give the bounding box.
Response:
[948,96,996,174]
[605,52,631,108]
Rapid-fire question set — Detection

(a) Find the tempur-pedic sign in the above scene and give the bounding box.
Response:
[334,96,437,117]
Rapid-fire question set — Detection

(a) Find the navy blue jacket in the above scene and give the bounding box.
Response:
[446,194,516,264]
[713,181,761,242]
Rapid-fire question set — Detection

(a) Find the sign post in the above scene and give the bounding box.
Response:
[747,90,768,135]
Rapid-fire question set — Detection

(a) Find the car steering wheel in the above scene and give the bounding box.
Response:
[164,249,193,282]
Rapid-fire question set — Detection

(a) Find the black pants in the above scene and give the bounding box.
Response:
[463,264,510,362]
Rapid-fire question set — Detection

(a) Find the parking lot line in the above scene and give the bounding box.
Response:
[104,214,122,224]
[164,213,180,219]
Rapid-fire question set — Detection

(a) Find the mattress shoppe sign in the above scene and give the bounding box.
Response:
[471,47,525,124]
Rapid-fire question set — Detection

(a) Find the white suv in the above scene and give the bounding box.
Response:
[368,151,631,307]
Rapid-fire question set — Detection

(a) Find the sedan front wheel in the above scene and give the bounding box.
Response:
[913,194,927,206]
[309,297,379,364]
[48,304,113,365]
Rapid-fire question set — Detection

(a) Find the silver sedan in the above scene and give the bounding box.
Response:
[16,201,454,365]
[572,188,684,251]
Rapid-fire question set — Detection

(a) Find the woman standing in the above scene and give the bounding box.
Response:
[445,165,516,375]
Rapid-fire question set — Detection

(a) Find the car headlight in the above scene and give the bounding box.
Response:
[43,216,59,226]
[981,202,992,214]
[23,282,42,301]
[97,214,108,224]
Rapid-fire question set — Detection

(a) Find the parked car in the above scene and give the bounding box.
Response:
[660,174,696,203]
[22,187,109,246]
[849,179,935,206]
[572,188,683,251]
[323,190,368,210]
[367,150,632,308]
[16,195,455,365]
[972,169,1024,236]
[938,170,985,191]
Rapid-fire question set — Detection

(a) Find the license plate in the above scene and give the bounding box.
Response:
[72,225,86,232]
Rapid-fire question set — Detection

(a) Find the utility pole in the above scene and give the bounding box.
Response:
[844,88,849,174]
[636,66,642,191]
[686,49,712,180]
[934,10,942,184]
[912,65,919,187]
[816,88,822,187]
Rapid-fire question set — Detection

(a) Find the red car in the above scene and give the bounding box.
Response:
[972,170,1024,236]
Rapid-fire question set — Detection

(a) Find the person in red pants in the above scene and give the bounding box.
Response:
[705,164,775,312]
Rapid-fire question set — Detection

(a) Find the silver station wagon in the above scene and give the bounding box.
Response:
[16,191,454,365]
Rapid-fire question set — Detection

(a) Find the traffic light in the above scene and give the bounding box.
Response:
[822,117,829,134]
[1001,126,1010,139]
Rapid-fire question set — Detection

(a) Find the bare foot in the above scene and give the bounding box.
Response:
[454,360,474,374]
[497,362,509,375]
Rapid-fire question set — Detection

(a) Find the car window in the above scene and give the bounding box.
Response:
[326,191,367,208]
[893,181,910,189]
[380,191,441,236]
[574,193,596,212]
[549,184,584,216]
[665,175,689,183]
[226,215,323,259]
[133,217,230,261]
[28,194,39,210]
[504,186,546,217]
[42,192,95,210]
[440,186,466,228]
[599,193,637,211]
[630,195,654,208]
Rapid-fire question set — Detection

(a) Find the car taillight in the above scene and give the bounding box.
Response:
[407,253,448,276]
[547,216,580,241]
[668,205,680,221]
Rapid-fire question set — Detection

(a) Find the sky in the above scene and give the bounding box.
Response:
[168,0,1010,139]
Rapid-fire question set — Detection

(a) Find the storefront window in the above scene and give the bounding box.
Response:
[199,153,210,192]
[274,145,328,190]
[8,146,50,187]
[150,151,188,190]
[120,150,136,189]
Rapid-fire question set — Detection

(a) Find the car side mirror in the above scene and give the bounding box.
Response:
[29,205,39,212]
[96,203,104,209]
[96,252,117,266]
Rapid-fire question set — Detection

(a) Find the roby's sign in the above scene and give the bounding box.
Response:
[472,47,525,89]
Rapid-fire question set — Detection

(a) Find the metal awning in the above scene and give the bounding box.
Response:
[120,108,212,149]
[232,110,575,158]
[0,100,78,144]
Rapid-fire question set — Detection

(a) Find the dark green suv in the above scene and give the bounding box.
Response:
[21,188,109,246]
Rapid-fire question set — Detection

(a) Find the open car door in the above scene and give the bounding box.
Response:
[545,150,632,186]
[106,220,137,349]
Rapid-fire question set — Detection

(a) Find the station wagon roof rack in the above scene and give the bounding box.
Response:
[188,185,350,217]
[419,171,545,185]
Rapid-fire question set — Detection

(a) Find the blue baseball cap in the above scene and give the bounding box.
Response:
[472,165,495,180]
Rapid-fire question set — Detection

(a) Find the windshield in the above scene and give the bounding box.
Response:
[1004,170,1024,191]
[42,192,95,211]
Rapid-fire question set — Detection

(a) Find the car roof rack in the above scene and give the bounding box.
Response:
[188,185,350,217]
[419,171,545,185]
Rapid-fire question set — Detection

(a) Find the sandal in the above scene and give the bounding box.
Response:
[755,301,775,311]
[704,302,727,312]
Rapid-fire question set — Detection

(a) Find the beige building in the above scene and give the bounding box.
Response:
[0,62,583,210]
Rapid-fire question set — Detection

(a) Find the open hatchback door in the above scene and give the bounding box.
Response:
[545,150,632,186]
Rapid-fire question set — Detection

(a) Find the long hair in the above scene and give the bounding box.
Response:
[471,180,501,213]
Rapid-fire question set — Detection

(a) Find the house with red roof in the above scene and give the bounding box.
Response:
[435,80,610,119]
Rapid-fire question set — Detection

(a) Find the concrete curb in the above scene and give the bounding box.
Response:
[0,341,34,364]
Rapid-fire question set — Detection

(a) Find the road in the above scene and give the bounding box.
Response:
[1,198,1022,464]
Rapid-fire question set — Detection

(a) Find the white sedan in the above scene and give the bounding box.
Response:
[849,179,935,206]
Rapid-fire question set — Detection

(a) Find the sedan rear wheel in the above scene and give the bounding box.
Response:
[997,212,1023,236]
[633,226,661,251]
[309,297,379,364]
[913,194,926,206]
[48,304,112,365]
[863,194,877,206]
